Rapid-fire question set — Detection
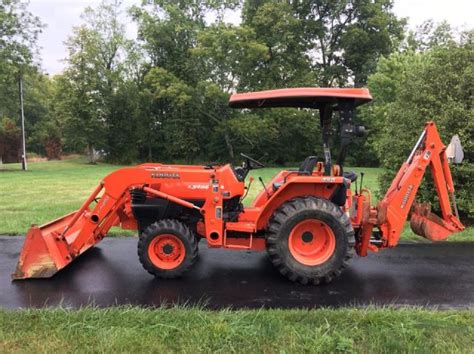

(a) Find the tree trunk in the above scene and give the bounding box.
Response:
[354,74,364,88]
[147,144,153,161]
[224,130,234,160]
[87,143,95,164]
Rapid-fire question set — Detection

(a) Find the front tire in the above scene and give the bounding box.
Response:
[266,197,354,285]
[138,219,198,278]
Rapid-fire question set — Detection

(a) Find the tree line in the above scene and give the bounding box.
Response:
[0,0,472,217]
[2,0,406,164]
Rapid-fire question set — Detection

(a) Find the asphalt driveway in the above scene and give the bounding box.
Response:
[1,236,473,309]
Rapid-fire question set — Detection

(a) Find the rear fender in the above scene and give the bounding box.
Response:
[254,179,344,230]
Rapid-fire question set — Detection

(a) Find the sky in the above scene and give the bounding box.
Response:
[29,0,473,75]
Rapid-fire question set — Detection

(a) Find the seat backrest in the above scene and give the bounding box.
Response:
[298,156,318,175]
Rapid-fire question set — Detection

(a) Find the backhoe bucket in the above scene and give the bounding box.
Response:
[410,203,464,241]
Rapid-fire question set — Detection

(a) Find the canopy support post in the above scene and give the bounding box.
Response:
[320,103,333,176]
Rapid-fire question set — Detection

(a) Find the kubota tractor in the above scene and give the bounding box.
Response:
[13,88,465,285]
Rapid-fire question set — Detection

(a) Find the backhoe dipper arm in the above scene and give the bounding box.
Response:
[376,122,464,247]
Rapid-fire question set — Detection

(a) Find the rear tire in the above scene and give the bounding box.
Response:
[266,196,354,285]
[138,219,198,279]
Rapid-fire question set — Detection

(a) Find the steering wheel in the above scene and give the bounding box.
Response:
[240,153,265,169]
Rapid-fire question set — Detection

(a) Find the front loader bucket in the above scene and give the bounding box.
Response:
[13,226,59,279]
[12,208,105,280]
[410,203,464,241]
[12,183,112,280]
[12,211,83,279]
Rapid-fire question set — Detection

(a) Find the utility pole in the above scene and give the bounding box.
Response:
[18,71,28,171]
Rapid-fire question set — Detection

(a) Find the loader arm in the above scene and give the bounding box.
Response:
[375,121,464,248]
[12,166,203,280]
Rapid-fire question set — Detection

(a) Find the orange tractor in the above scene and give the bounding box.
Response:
[13,88,465,284]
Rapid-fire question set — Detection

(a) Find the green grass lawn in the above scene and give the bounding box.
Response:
[1,306,473,353]
[1,158,472,240]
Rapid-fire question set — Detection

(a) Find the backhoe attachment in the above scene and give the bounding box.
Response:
[376,122,464,247]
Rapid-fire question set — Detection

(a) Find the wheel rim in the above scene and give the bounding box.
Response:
[148,234,186,270]
[288,219,336,266]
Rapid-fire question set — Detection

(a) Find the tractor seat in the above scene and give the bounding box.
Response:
[330,171,357,207]
[343,170,358,182]
[299,156,318,175]
[272,156,318,192]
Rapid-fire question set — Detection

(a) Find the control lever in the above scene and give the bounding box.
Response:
[259,177,271,198]
[359,172,364,195]
[241,176,254,202]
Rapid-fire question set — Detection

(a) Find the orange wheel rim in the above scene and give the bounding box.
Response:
[288,219,336,266]
[148,234,185,270]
